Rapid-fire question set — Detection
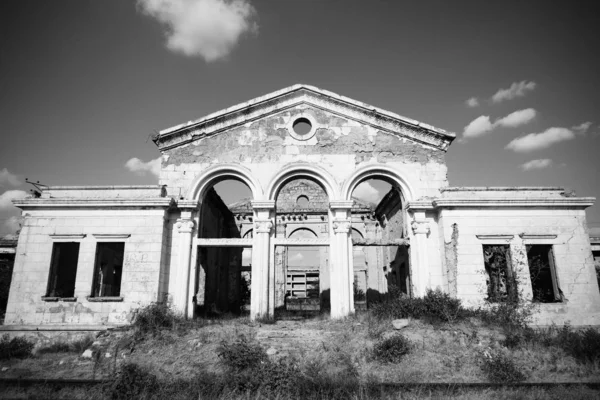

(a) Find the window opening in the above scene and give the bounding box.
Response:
[92,242,125,297]
[527,244,561,303]
[483,245,516,302]
[47,242,80,297]
[292,117,312,136]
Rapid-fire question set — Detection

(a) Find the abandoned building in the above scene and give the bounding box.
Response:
[3,84,600,329]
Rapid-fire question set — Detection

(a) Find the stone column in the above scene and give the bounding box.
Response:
[330,201,354,319]
[250,201,275,320]
[174,200,198,318]
[364,222,380,300]
[274,221,287,308]
[411,211,430,297]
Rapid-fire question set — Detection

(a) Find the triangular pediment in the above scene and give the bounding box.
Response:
[153,84,455,152]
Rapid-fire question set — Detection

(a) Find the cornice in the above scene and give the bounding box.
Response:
[433,198,595,209]
[13,198,174,209]
[153,85,455,152]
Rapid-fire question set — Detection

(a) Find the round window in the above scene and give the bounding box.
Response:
[288,115,316,141]
[292,118,312,136]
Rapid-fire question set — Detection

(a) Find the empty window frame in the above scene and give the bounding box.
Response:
[526,244,561,303]
[482,245,517,302]
[47,242,80,298]
[91,242,125,297]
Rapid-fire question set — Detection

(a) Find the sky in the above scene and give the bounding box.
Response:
[1,0,600,237]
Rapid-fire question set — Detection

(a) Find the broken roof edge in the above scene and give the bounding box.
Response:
[155,83,456,140]
[441,187,565,192]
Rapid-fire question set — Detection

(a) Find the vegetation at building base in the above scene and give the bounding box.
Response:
[0,334,34,360]
[1,295,600,399]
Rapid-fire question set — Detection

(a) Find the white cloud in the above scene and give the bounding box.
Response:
[462,109,536,139]
[506,127,575,153]
[466,97,479,107]
[353,181,381,204]
[138,0,258,62]
[521,159,553,171]
[463,115,493,139]
[4,215,23,233]
[572,121,592,135]
[495,108,536,128]
[491,81,536,103]
[125,157,161,178]
[0,168,20,187]
[0,190,28,209]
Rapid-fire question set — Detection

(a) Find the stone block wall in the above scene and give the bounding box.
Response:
[159,105,449,203]
[438,207,600,325]
[4,207,169,326]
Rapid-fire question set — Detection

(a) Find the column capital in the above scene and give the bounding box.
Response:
[333,219,352,234]
[177,199,199,211]
[176,219,195,233]
[411,219,430,235]
[254,219,273,234]
[251,200,275,211]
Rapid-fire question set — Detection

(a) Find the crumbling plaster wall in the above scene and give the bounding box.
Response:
[4,208,169,326]
[437,207,600,326]
[158,105,449,202]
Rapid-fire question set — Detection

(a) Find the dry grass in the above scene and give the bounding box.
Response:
[1,309,599,399]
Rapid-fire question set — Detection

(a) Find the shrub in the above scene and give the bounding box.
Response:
[216,336,267,371]
[0,334,34,360]
[556,325,600,364]
[477,299,537,329]
[422,288,462,323]
[131,302,178,338]
[372,334,411,363]
[370,294,426,320]
[480,349,526,383]
[371,288,464,323]
[253,358,300,394]
[500,323,600,365]
[110,363,159,400]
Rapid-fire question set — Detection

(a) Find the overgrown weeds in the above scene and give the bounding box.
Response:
[216,335,267,371]
[372,334,411,363]
[36,335,94,355]
[502,323,600,365]
[371,288,463,323]
[0,334,34,360]
[131,303,179,339]
[480,349,526,383]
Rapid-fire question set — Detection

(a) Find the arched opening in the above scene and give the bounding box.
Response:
[194,177,254,316]
[273,176,331,315]
[350,176,410,305]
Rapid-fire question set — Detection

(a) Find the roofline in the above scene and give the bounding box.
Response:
[153,84,456,150]
[441,186,565,192]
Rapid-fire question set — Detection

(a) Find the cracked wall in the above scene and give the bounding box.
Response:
[159,105,449,201]
[438,207,600,326]
[444,223,458,297]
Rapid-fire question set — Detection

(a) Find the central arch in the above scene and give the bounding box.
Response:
[266,163,340,201]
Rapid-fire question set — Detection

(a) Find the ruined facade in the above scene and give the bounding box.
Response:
[3,84,600,327]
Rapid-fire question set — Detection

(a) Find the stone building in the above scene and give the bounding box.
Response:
[3,84,600,328]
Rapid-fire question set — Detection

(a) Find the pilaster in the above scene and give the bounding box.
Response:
[174,200,198,318]
[411,210,431,297]
[330,201,354,318]
[250,200,275,319]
